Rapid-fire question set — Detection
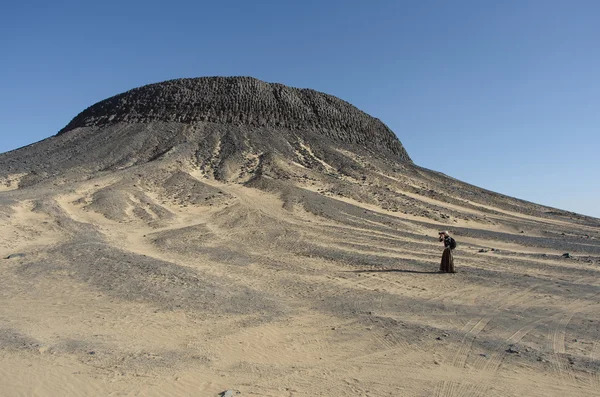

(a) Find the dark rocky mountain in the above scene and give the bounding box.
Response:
[58,76,410,162]
[0,76,597,231]
[0,77,412,187]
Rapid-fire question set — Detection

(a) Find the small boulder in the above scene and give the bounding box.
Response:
[4,253,25,259]
[562,253,572,258]
[219,391,239,397]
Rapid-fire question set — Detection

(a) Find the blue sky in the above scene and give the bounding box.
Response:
[1,0,598,217]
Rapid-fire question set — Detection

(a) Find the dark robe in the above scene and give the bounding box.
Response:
[440,236,456,273]
[440,247,455,273]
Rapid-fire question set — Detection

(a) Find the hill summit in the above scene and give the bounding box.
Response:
[1,77,415,187]
[59,76,411,161]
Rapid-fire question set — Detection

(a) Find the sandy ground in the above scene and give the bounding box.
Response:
[1,168,599,397]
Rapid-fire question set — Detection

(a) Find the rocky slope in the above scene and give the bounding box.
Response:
[1,77,596,225]
[0,77,414,188]
[57,76,410,163]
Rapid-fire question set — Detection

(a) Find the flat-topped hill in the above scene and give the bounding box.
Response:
[58,76,411,162]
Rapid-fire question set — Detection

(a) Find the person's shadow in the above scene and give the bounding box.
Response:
[348,268,441,275]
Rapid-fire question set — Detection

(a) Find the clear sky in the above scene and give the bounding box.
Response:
[1,0,598,217]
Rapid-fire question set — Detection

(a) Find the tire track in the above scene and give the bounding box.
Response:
[548,311,579,386]
[463,311,560,397]
[545,290,600,389]
[590,342,600,388]
[466,289,599,396]
[548,300,581,385]
[459,295,542,396]
[434,287,536,397]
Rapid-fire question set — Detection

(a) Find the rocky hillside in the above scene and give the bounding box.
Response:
[1,76,598,230]
[58,76,410,161]
[0,77,414,188]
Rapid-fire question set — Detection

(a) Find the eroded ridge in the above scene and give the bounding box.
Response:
[58,76,411,161]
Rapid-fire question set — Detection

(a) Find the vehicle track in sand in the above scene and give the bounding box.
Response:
[433,286,538,397]
[434,284,600,397]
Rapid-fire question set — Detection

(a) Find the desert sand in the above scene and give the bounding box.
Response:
[2,167,599,396]
[1,77,599,396]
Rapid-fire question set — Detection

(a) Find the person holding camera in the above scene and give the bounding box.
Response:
[439,231,456,273]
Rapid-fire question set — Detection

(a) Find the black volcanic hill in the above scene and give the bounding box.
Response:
[59,76,411,161]
[0,77,414,187]
[1,76,598,229]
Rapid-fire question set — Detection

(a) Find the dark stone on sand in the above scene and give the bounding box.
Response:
[4,253,25,259]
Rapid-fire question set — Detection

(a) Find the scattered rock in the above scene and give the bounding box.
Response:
[478,249,489,253]
[506,345,520,354]
[4,253,25,259]
[219,390,240,397]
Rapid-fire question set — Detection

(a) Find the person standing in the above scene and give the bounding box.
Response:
[439,231,456,273]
